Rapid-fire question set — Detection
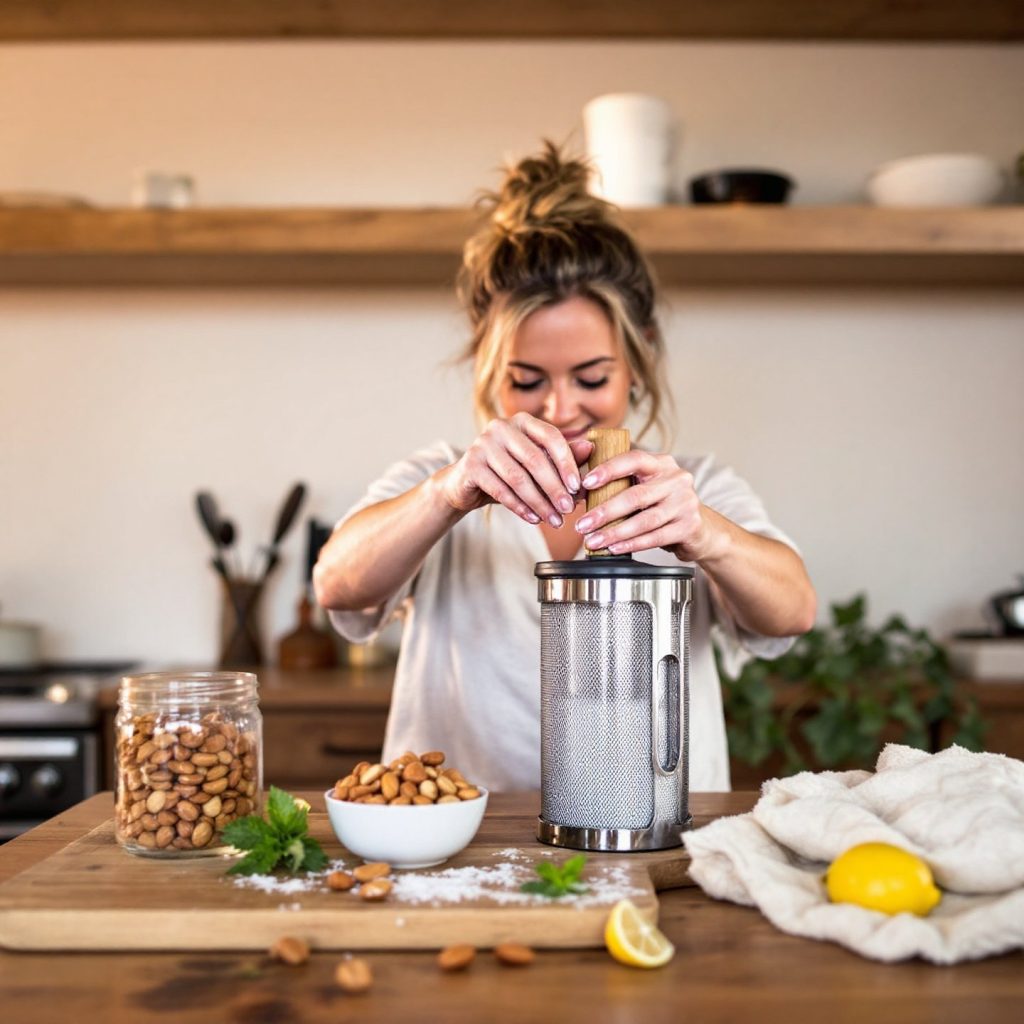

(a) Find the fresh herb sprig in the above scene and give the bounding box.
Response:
[222,786,328,876]
[520,854,589,899]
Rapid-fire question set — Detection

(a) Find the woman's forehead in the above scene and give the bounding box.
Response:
[510,295,619,367]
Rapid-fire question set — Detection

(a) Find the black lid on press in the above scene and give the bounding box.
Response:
[534,557,694,580]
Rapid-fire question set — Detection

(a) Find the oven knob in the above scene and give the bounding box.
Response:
[30,764,63,798]
[0,764,20,798]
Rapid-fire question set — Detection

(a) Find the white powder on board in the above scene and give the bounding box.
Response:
[231,856,646,909]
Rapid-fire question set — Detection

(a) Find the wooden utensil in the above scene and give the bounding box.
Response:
[584,428,631,558]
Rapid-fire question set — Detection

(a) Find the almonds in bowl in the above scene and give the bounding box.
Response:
[325,751,488,869]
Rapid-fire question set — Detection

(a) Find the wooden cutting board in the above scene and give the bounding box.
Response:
[0,809,690,952]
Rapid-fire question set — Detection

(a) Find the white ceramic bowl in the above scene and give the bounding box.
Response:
[866,153,1004,207]
[324,788,489,869]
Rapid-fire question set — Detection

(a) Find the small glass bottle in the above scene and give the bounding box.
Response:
[114,671,262,857]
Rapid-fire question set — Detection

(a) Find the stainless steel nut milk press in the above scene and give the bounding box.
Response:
[535,429,693,851]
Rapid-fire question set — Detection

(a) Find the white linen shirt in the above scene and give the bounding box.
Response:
[329,441,800,792]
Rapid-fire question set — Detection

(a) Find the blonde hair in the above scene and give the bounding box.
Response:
[457,141,673,446]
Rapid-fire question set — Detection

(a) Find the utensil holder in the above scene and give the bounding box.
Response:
[219,579,264,667]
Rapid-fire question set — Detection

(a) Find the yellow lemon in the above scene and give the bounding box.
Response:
[294,798,311,812]
[826,842,941,916]
[604,899,675,968]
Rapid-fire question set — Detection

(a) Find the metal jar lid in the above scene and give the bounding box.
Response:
[534,558,694,580]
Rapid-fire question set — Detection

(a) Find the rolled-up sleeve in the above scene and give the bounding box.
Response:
[689,455,803,677]
[327,441,459,643]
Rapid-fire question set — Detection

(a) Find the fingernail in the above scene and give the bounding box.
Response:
[525,511,541,524]
[568,475,580,493]
[582,473,598,489]
[576,516,593,533]
[587,533,605,549]
[608,542,626,554]
[557,496,573,514]
[548,513,563,528]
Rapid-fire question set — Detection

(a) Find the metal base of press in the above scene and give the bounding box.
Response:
[536,815,693,852]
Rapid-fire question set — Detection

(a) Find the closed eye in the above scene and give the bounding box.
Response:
[510,379,544,391]
[577,377,609,390]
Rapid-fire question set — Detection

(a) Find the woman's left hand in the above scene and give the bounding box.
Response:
[575,450,718,562]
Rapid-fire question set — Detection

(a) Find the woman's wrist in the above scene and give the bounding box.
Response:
[426,464,472,527]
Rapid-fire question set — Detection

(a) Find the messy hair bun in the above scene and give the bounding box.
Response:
[458,140,670,445]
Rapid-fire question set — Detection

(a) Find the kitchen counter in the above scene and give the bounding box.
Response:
[1,791,1020,1022]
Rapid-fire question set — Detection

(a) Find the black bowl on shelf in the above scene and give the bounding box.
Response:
[689,169,795,204]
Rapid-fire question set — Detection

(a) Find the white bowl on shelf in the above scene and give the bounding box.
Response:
[323,787,488,869]
[866,153,1005,207]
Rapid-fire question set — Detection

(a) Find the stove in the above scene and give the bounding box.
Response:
[0,662,135,840]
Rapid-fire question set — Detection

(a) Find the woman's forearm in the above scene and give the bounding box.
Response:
[313,466,464,612]
[694,507,817,637]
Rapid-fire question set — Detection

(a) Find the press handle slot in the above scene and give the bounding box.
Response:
[654,654,681,773]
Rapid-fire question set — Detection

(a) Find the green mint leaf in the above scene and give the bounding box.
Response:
[227,840,282,876]
[520,880,550,894]
[222,815,275,852]
[300,837,329,873]
[535,861,562,884]
[283,838,305,873]
[266,786,306,837]
[561,854,587,882]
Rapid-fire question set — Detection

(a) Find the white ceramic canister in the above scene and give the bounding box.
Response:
[583,93,677,206]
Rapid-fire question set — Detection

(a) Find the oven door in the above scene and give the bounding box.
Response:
[0,730,100,841]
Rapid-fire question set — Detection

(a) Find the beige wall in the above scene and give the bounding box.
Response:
[1,41,1022,663]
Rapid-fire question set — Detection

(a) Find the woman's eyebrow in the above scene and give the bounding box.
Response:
[509,357,614,373]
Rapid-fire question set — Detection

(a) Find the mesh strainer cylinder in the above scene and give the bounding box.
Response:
[535,559,693,851]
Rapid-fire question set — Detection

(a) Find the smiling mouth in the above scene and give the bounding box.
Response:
[560,425,594,441]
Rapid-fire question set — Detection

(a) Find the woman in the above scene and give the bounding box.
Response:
[314,142,816,792]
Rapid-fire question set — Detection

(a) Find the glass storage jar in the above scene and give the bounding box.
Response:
[114,671,262,857]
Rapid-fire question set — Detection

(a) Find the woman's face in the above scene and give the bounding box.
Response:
[498,295,632,440]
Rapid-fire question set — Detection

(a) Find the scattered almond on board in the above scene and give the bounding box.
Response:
[438,944,477,971]
[332,751,482,806]
[269,935,309,966]
[336,957,373,994]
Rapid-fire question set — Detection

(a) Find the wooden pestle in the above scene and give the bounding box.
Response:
[584,427,631,558]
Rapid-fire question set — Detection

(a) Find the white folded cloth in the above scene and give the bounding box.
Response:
[683,744,1024,963]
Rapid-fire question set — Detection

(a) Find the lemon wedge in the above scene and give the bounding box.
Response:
[604,899,675,968]
[826,842,941,916]
[294,798,312,812]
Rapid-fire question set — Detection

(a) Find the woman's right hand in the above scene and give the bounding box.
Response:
[437,413,592,527]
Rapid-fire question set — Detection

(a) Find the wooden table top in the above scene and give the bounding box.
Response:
[1,791,1021,1023]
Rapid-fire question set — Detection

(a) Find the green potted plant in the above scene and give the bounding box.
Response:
[719,594,986,776]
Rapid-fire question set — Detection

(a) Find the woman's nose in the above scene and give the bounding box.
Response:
[542,382,577,425]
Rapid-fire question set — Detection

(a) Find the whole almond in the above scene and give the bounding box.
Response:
[495,943,535,966]
[425,767,438,779]
[271,935,309,966]
[363,794,387,805]
[360,763,386,786]
[437,795,460,804]
[155,825,175,849]
[335,957,373,994]
[327,870,356,891]
[359,879,393,902]
[389,796,413,805]
[458,788,482,801]
[353,862,391,883]
[153,731,176,749]
[191,819,214,848]
[202,777,229,795]
[191,752,219,767]
[145,790,167,814]
[437,776,458,796]
[201,733,228,754]
[412,795,433,805]
[177,800,199,822]
[402,761,427,784]
[156,810,177,827]
[420,751,445,766]
[333,783,351,801]
[202,795,223,818]
[399,781,418,800]
[418,779,438,801]
[351,760,371,779]
[380,771,399,800]
[438,944,476,971]
[179,729,205,749]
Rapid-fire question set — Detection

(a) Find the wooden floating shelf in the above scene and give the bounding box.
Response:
[0,206,1022,287]
[2,0,1021,42]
